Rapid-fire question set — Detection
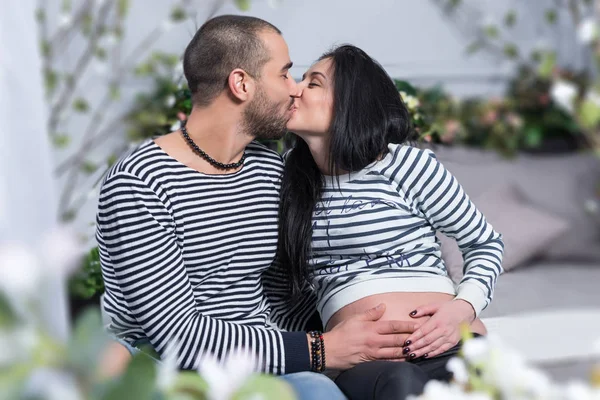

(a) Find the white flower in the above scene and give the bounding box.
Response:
[161,20,174,32]
[170,121,181,132]
[585,199,599,215]
[0,243,41,298]
[462,336,490,364]
[94,60,108,76]
[41,226,84,278]
[198,350,257,400]
[165,95,176,108]
[578,18,598,44]
[101,32,119,49]
[399,91,420,110]
[58,13,73,29]
[551,80,578,113]
[157,340,180,390]
[446,357,469,384]
[267,0,284,8]
[0,326,37,366]
[25,368,83,400]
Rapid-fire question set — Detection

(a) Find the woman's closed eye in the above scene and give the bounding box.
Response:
[308,82,320,88]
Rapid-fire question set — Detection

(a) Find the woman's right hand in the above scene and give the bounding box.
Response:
[321,303,420,370]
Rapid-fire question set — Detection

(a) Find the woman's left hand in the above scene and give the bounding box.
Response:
[401,299,475,360]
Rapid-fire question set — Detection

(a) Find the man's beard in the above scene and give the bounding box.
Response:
[242,87,293,140]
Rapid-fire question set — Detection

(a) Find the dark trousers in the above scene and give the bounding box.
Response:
[335,335,478,400]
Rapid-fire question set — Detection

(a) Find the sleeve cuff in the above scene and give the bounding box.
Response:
[455,280,488,317]
[281,331,310,374]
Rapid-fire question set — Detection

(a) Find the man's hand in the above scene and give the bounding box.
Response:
[401,299,475,360]
[322,303,419,370]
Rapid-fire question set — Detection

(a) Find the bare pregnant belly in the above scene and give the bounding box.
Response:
[325,292,487,342]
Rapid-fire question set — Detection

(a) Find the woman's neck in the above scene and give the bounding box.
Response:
[303,136,333,175]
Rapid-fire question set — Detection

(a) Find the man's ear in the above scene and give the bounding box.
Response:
[228,69,254,102]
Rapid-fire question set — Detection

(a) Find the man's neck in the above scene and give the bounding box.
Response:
[153,101,253,175]
[183,104,251,165]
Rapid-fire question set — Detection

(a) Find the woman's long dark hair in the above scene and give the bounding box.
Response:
[278,45,413,298]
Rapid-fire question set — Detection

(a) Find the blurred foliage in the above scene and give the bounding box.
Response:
[68,246,104,300]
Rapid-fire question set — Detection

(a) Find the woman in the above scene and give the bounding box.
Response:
[278,45,504,399]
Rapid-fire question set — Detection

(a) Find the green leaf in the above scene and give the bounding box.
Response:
[61,0,72,12]
[117,0,130,18]
[484,25,499,39]
[40,40,51,57]
[101,353,157,400]
[82,13,93,36]
[110,83,121,100]
[0,292,19,327]
[73,98,90,113]
[68,308,109,375]
[504,10,516,27]
[52,134,71,148]
[447,0,461,9]
[545,9,557,24]
[107,154,118,167]
[95,47,107,60]
[35,8,46,23]
[538,51,556,78]
[523,125,543,147]
[233,374,296,400]
[466,41,483,54]
[170,6,187,22]
[503,43,519,59]
[579,98,600,129]
[234,0,251,11]
[394,80,418,96]
[169,371,209,398]
[44,69,58,94]
[81,161,98,174]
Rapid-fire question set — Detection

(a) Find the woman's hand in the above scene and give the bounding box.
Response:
[322,303,421,370]
[401,299,475,360]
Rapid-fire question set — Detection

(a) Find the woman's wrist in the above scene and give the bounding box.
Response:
[453,298,476,323]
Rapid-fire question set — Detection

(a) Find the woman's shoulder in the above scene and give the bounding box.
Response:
[382,143,438,171]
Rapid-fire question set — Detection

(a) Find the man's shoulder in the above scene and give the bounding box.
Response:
[104,140,160,183]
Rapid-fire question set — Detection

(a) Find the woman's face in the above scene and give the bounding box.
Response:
[287,58,334,138]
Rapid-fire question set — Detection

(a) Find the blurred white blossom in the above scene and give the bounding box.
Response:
[165,95,176,108]
[157,340,181,391]
[551,80,578,113]
[161,20,174,32]
[267,0,284,8]
[198,350,257,400]
[25,368,83,400]
[0,243,42,298]
[58,13,73,29]
[41,226,84,278]
[446,357,468,384]
[400,91,420,110]
[578,18,598,44]
[0,326,37,367]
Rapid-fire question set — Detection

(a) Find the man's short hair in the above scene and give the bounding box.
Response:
[183,15,281,107]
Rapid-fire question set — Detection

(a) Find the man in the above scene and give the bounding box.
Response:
[97,15,417,398]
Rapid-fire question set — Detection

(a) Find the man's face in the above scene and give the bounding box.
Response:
[242,31,298,140]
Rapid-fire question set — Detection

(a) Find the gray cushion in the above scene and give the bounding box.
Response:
[439,183,570,281]
[431,145,600,262]
[480,261,600,318]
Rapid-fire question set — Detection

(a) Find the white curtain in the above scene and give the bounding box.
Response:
[0,0,69,340]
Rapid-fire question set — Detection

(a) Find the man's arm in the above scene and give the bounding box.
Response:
[262,258,320,332]
[97,171,309,374]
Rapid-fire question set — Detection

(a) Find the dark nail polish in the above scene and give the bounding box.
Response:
[404,340,412,346]
[403,347,410,354]
[423,353,428,358]
[409,353,416,359]
[409,310,417,316]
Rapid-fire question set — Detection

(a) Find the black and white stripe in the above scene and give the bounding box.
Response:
[309,144,504,326]
[97,140,313,374]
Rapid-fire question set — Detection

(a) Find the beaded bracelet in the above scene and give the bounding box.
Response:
[309,330,326,372]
